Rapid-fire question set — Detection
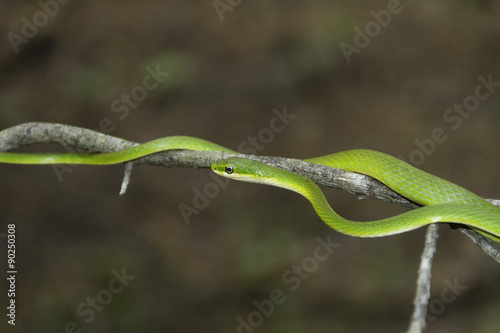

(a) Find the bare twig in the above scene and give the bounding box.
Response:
[408,224,439,333]
[120,162,134,195]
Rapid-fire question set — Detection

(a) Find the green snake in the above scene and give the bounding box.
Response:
[1,135,499,241]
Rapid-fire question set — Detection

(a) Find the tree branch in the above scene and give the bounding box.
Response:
[0,122,418,207]
[0,122,498,260]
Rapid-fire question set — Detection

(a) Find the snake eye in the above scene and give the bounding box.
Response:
[225,166,234,174]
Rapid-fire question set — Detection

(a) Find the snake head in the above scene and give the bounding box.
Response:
[211,157,305,196]
[212,158,248,181]
[211,157,271,183]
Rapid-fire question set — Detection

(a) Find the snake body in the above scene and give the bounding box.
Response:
[213,157,500,241]
[0,136,236,164]
[1,135,499,241]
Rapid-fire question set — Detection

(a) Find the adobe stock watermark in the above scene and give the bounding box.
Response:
[7,0,71,54]
[427,277,467,322]
[178,106,297,224]
[51,64,170,182]
[212,0,243,21]
[51,267,135,333]
[104,64,170,134]
[340,0,405,64]
[399,73,499,166]
[226,234,340,333]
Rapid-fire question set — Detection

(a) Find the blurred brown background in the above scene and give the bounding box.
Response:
[1,1,500,332]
